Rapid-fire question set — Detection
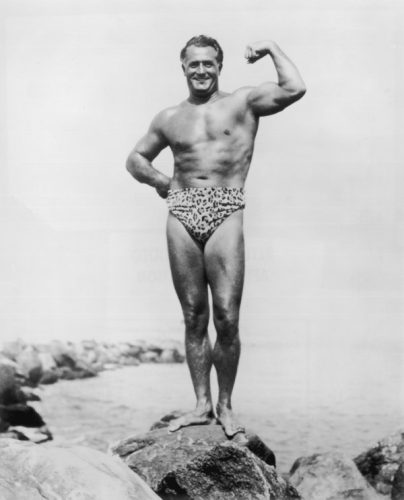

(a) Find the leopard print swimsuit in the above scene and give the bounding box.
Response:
[166,186,245,245]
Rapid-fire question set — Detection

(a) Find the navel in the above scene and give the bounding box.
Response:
[224,129,231,135]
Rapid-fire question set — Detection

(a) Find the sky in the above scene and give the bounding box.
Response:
[0,0,403,348]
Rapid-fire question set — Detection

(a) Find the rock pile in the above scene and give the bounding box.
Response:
[0,339,185,445]
[112,415,404,500]
[1,339,185,387]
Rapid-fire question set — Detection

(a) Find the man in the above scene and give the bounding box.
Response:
[126,35,305,438]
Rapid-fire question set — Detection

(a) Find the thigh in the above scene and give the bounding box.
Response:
[166,213,208,308]
[204,210,245,310]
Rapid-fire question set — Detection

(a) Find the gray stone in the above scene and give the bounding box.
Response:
[0,438,160,500]
[0,364,21,405]
[37,351,57,371]
[158,348,185,363]
[39,370,59,385]
[16,346,43,385]
[1,340,25,361]
[354,429,404,496]
[289,452,385,500]
[111,423,299,499]
[50,340,77,368]
[392,462,404,500]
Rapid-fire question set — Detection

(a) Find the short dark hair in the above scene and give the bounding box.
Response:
[180,35,224,67]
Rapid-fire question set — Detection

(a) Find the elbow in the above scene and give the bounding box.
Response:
[126,152,138,177]
[293,84,306,100]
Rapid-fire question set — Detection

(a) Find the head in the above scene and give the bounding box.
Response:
[180,35,224,98]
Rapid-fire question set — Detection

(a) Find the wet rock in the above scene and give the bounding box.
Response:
[111,423,298,499]
[354,429,404,496]
[16,346,43,385]
[392,462,404,500]
[289,452,384,500]
[0,438,160,500]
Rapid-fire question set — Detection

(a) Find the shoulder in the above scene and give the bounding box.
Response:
[150,105,178,129]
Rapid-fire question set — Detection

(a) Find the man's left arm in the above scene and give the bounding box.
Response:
[245,40,306,116]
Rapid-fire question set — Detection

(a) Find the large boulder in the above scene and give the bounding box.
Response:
[0,438,159,500]
[289,452,384,500]
[354,429,404,496]
[111,422,300,499]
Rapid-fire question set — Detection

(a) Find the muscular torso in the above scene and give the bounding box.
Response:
[161,90,259,189]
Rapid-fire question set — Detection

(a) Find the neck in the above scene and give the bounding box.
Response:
[188,89,221,105]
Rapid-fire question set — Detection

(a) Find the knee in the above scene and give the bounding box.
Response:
[213,301,240,343]
[182,300,209,333]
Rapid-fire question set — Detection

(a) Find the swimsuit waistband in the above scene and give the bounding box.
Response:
[168,186,245,194]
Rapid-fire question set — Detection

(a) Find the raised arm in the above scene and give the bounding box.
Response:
[126,112,171,198]
[245,40,306,116]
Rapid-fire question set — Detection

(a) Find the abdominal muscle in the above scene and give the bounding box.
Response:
[169,143,253,190]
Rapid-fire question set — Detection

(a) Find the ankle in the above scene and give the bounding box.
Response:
[216,401,232,412]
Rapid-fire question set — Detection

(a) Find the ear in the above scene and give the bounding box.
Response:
[181,63,186,75]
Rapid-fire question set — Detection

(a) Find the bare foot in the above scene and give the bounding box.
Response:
[168,408,215,432]
[216,404,245,439]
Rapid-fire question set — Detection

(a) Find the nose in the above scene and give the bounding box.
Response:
[196,63,205,74]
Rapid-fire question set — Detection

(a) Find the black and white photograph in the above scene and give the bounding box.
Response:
[0,0,403,498]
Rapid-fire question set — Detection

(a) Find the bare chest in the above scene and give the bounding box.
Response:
[165,101,252,151]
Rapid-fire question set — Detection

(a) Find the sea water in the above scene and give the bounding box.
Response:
[38,339,404,473]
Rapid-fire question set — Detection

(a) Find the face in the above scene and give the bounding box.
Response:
[182,45,221,97]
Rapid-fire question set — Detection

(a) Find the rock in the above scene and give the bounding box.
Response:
[289,452,384,500]
[111,423,299,499]
[16,345,43,386]
[37,351,57,371]
[354,429,404,496]
[9,425,52,443]
[0,438,160,500]
[0,429,29,441]
[392,462,404,500]
[56,364,97,380]
[50,340,77,368]
[0,403,46,428]
[158,348,185,363]
[20,387,41,401]
[1,340,25,361]
[39,370,59,385]
[138,351,159,363]
[15,346,43,386]
[0,364,22,405]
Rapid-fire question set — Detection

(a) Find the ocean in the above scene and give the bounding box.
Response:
[36,339,404,473]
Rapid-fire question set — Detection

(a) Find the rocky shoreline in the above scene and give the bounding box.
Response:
[0,340,403,499]
[0,338,185,443]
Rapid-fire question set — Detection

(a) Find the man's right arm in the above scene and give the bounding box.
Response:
[126,112,171,198]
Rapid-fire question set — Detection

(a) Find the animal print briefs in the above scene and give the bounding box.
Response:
[166,186,245,245]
